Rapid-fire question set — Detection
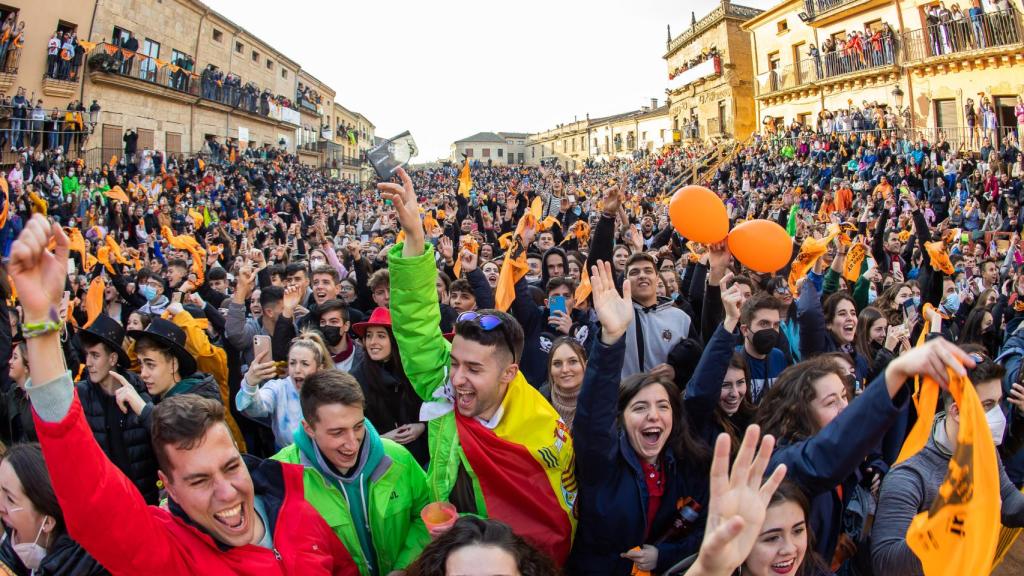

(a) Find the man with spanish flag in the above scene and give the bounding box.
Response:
[379,167,577,565]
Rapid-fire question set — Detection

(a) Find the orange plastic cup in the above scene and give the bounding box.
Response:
[420,502,458,535]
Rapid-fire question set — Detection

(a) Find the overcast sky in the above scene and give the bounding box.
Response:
[204,0,777,161]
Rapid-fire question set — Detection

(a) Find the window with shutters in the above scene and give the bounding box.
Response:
[136,128,154,150]
[166,132,182,155]
[102,124,122,160]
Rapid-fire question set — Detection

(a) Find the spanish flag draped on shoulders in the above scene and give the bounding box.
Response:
[387,242,577,565]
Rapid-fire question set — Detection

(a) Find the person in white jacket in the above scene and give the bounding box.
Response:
[236,331,332,449]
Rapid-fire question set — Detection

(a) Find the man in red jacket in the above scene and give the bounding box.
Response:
[9,213,359,575]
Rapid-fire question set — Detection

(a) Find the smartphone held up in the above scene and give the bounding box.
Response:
[367,131,418,181]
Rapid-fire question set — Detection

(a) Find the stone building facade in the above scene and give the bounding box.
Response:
[665,1,763,144]
[0,0,372,168]
[744,0,1024,147]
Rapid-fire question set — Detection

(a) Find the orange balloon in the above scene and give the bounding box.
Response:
[728,219,792,273]
[669,185,728,244]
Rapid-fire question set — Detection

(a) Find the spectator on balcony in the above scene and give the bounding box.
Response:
[123,128,138,165]
[45,107,60,152]
[937,3,954,53]
[71,33,85,81]
[982,98,999,151]
[58,32,75,81]
[0,13,13,72]
[808,44,822,79]
[118,32,138,76]
[29,98,43,150]
[951,5,969,51]
[966,98,979,149]
[46,31,61,78]
[10,86,27,151]
[821,39,834,76]
[969,1,987,49]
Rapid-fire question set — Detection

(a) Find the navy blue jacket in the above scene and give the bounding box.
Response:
[569,335,707,575]
[768,372,909,563]
[796,280,870,381]
[510,276,593,388]
[684,323,750,447]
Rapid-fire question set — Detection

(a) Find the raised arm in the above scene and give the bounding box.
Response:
[381,169,451,401]
[573,261,633,482]
[771,338,974,496]
[11,215,189,574]
[686,278,742,428]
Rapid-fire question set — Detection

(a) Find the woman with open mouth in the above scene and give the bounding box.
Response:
[738,481,831,576]
[569,261,710,575]
[236,332,333,450]
[684,281,756,450]
[796,278,869,382]
[755,338,972,569]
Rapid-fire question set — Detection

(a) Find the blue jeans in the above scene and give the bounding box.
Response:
[9,117,22,148]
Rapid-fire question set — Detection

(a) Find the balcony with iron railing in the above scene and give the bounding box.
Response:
[901,9,1022,64]
[756,38,898,97]
[85,43,301,125]
[803,0,863,20]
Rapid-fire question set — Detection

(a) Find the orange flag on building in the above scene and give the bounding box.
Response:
[901,367,1000,576]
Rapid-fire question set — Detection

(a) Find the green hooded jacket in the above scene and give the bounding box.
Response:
[386,243,487,511]
[273,419,430,576]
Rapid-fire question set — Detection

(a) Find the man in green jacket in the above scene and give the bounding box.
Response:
[273,370,430,576]
[378,168,577,565]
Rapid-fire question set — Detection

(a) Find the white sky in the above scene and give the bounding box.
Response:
[203,0,778,161]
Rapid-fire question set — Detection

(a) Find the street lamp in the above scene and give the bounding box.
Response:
[891,85,909,130]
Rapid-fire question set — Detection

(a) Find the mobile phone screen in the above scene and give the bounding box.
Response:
[549,295,567,317]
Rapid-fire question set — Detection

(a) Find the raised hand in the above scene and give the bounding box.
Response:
[591,260,633,345]
[9,214,68,322]
[460,248,478,273]
[690,425,786,576]
[438,236,454,263]
[234,264,255,303]
[113,372,146,416]
[282,284,302,317]
[720,273,742,332]
[601,183,621,216]
[377,167,424,257]
[245,349,278,387]
[707,241,733,286]
[884,336,975,393]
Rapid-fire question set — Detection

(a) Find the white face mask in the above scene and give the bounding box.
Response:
[986,405,1007,447]
[10,514,49,570]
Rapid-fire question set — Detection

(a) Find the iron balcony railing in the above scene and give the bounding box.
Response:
[757,37,898,96]
[902,9,1022,62]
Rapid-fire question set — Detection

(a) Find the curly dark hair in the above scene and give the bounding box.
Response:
[755,355,845,443]
[405,517,558,576]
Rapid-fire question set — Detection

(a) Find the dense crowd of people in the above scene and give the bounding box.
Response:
[0,111,1022,576]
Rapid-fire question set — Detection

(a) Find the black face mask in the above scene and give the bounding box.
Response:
[319,325,343,347]
[750,328,779,356]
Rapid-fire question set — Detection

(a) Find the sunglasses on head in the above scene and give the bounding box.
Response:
[456,311,516,360]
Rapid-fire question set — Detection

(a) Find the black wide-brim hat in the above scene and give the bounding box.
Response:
[78,313,129,368]
[127,317,197,377]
